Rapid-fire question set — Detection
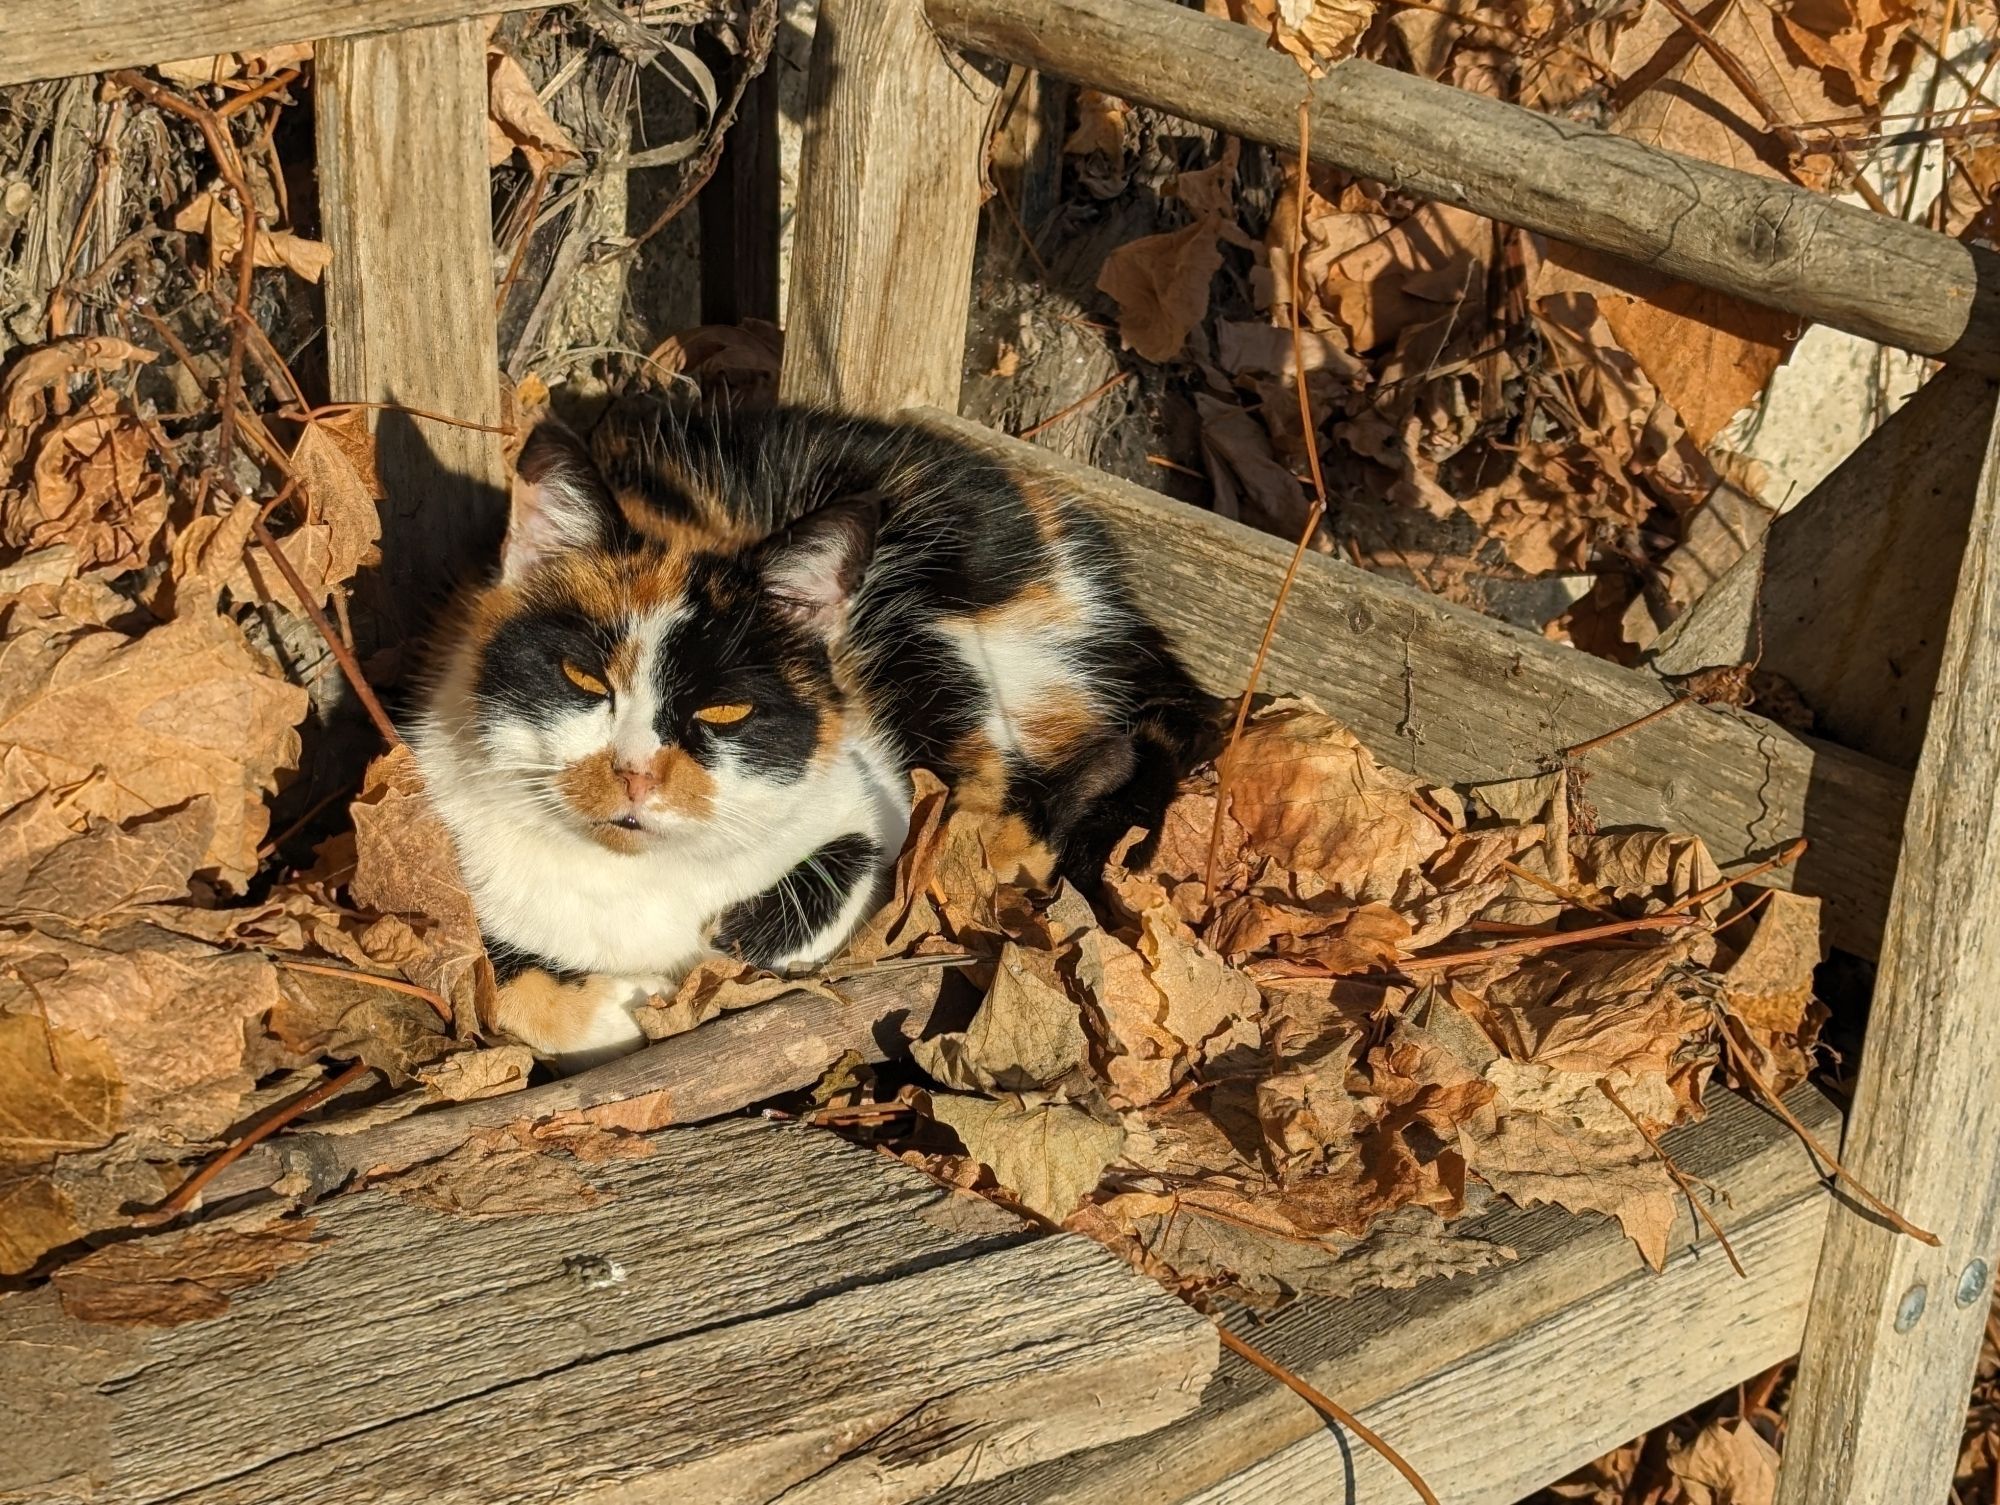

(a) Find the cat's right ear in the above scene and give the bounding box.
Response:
[502,422,617,582]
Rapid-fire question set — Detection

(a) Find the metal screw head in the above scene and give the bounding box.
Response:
[1956,1259,1991,1309]
[1895,1282,1927,1332]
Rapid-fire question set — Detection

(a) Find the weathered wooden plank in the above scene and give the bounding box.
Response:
[316,22,508,632]
[0,1120,1216,1504]
[918,408,1907,960]
[778,0,996,415]
[939,1084,1841,1505]
[1650,367,1999,769]
[1774,353,2000,1503]
[199,963,954,1207]
[1189,1189,1827,1505]
[929,0,2000,374]
[0,0,544,86]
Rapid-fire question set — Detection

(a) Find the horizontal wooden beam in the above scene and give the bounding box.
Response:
[929,0,2000,374]
[938,1083,1841,1505]
[2,1121,1216,1501]
[0,0,543,87]
[920,409,1907,960]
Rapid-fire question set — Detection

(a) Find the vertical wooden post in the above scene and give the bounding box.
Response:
[1776,408,2000,1502]
[778,0,996,415]
[317,20,507,623]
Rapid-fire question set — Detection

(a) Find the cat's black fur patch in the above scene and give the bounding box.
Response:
[715,832,884,967]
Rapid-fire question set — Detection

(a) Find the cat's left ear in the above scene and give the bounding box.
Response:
[758,491,883,636]
[502,421,618,583]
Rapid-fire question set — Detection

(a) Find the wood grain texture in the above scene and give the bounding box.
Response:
[917,408,1908,959]
[200,964,953,1206]
[929,0,2000,372]
[1188,1190,1828,1505]
[1650,368,1999,769]
[317,23,508,632]
[0,0,547,85]
[938,1084,1842,1505]
[1774,375,2000,1503]
[0,1121,1215,1504]
[778,0,997,415]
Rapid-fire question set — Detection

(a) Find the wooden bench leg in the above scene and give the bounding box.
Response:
[317,20,507,623]
[779,0,996,415]
[1775,398,2000,1503]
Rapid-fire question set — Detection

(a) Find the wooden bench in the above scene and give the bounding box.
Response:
[1,0,1996,1500]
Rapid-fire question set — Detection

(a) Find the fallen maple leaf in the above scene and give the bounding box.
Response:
[1219,697,1446,903]
[926,1092,1126,1222]
[0,604,306,888]
[4,390,169,574]
[1670,1415,1780,1505]
[487,47,581,173]
[172,191,331,283]
[349,745,495,1036]
[1097,216,1224,364]
[913,941,1091,1095]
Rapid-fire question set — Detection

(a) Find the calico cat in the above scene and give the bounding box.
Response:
[412,399,1205,1066]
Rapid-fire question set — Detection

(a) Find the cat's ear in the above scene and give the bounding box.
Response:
[757,491,883,635]
[503,421,617,582]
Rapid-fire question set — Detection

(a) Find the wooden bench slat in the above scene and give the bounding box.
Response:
[0,1120,1215,1503]
[939,1084,1841,1505]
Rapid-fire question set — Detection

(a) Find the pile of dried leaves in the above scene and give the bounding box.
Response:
[1009,0,1982,667]
[768,696,1823,1303]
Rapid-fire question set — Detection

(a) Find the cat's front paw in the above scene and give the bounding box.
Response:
[492,969,667,1072]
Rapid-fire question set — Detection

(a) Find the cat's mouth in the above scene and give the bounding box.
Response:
[606,815,644,832]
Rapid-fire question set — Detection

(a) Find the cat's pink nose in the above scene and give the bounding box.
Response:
[615,765,657,803]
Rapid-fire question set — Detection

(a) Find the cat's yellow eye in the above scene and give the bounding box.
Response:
[694,702,753,725]
[562,661,609,697]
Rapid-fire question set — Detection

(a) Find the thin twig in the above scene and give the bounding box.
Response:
[138,1060,373,1223]
[1664,838,1807,915]
[1718,1014,1939,1246]
[249,515,401,746]
[1600,1079,1746,1278]
[275,959,450,1020]
[286,399,515,436]
[1214,1325,1441,1505]
[1561,695,1694,760]
[1384,912,1697,973]
[1014,370,1132,440]
[1204,96,1330,901]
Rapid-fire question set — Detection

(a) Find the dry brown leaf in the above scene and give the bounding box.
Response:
[392,1125,608,1217]
[913,942,1090,1095]
[419,1044,537,1103]
[1464,1062,1679,1267]
[841,769,953,963]
[1074,925,1181,1107]
[638,957,835,1040]
[0,792,213,924]
[349,745,495,1036]
[487,48,581,173]
[926,1093,1125,1222]
[4,391,169,574]
[171,191,331,283]
[1776,0,1919,105]
[1209,0,1379,71]
[0,337,157,478]
[1097,216,1224,364]
[1196,391,1312,531]
[1220,698,1445,903]
[1172,138,1241,218]
[52,1215,321,1327]
[0,605,305,888]
[1670,1416,1780,1505]
[267,963,454,1084]
[1064,89,1134,159]
[292,411,384,590]
[646,320,785,408]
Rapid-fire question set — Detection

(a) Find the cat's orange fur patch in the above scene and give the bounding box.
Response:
[606,637,640,694]
[650,745,715,818]
[495,968,629,1055]
[1018,690,1100,767]
[969,580,1077,633]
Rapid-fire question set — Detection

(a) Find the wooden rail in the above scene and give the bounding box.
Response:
[929,0,2000,373]
[0,0,544,86]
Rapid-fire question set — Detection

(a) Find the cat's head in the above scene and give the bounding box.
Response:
[436,420,881,853]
